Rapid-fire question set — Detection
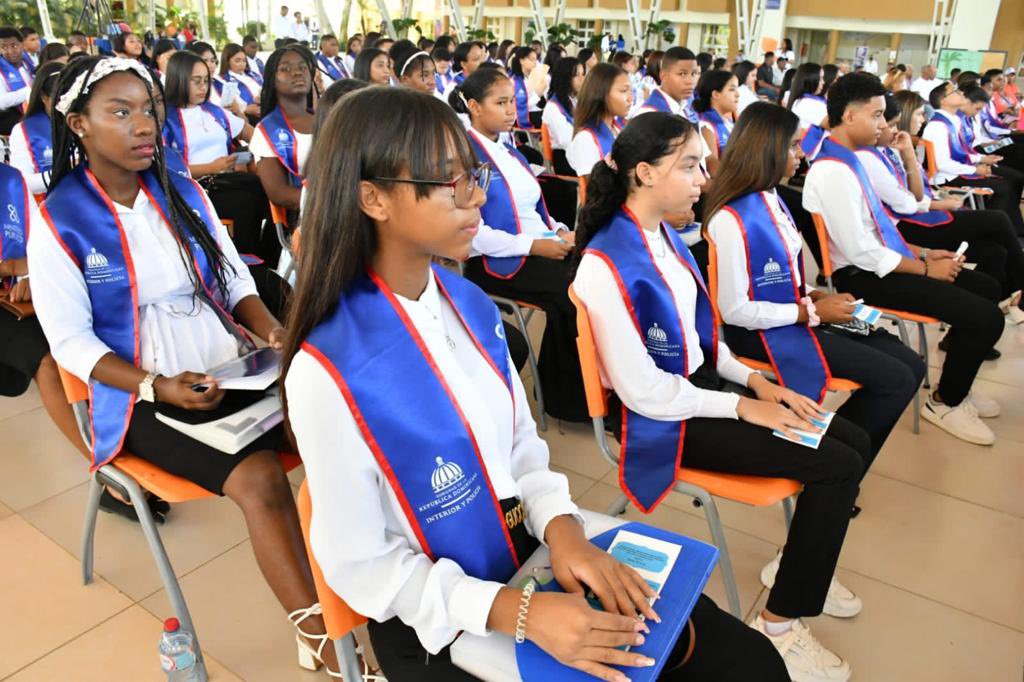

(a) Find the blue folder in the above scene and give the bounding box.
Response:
[515,522,719,682]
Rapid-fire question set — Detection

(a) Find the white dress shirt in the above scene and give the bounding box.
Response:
[9,120,49,195]
[567,128,607,177]
[0,62,32,111]
[922,110,979,184]
[250,128,312,176]
[468,128,564,258]
[179,105,246,165]
[227,71,262,103]
[698,115,733,154]
[27,184,257,384]
[271,15,292,39]
[790,96,827,129]
[854,147,931,215]
[910,77,943,102]
[541,98,574,151]
[634,86,681,117]
[287,270,578,654]
[737,85,758,115]
[574,225,755,421]
[803,157,904,277]
[707,190,803,330]
[290,22,311,43]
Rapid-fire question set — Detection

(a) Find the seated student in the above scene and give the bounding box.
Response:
[984,68,1019,124]
[9,61,62,195]
[961,86,1024,172]
[634,47,699,125]
[151,38,178,78]
[573,112,868,682]
[111,30,145,63]
[922,81,1024,236]
[342,33,362,74]
[970,81,1020,142]
[508,46,542,129]
[567,63,632,178]
[443,41,487,99]
[706,102,924,502]
[880,90,1024,324]
[314,33,349,87]
[804,73,1005,446]
[352,46,391,86]
[787,62,827,130]
[542,56,583,176]
[39,42,70,67]
[27,56,339,670]
[451,69,588,422]
[732,60,759,115]
[0,27,34,135]
[693,69,738,176]
[755,52,779,99]
[19,26,40,72]
[220,42,263,119]
[285,85,789,682]
[242,34,265,79]
[776,68,796,107]
[392,42,436,96]
[251,46,314,217]
[577,47,598,74]
[431,46,454,93]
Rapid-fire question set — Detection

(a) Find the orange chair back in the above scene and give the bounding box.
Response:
[291,227,302,258]
[57,365,89,404]
[567,286,609,419]
[270,201,289,226]
[917,138,938,182]
[297,480,368,638]
[578,176,588,205]
[810,213,833,278]
[540,123,554,164]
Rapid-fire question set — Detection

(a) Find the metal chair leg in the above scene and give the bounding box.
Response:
[781,496,795,531]
[698,491,741,618]
[917,321,931,390]
[335,633,363,682]
[606,492,630,517]
[511,303,547,432]
[81,474,103,586]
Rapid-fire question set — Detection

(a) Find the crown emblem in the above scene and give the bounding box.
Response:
[431,457,465,494]
[647,322,668,343]
[85,248,109,269]
[763,257,782,275]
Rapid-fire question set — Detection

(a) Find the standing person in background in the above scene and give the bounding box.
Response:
[19,26,40,72]
[243,35,265,78]
[778,38,796,64]
[290,12,311,45]
[272,5,292,41]
[864,53,879,75]
[0,27,33,135]
[911,64,942,102]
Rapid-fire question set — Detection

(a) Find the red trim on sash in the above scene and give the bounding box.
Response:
[20,124,39,174]
[468,128,527,280]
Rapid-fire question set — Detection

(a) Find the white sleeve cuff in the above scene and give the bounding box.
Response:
[916,197,933,212]
[67,340,117,385]
[527,495,585,548]
[695,388,741,419]
[875,250,905,278]
[447,576,505,638]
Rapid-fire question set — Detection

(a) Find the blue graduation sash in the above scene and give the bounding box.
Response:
[586,207,717,513]
[548,95,573,127]
[211,77,224,98]
[163,146,191,179]
[256,106,303,187]
[980,105,1010,138]
[302,265,522,583]
[816,138,915,259]
[699,109,731,155]
[680,100,699,125]
[467,129,553,279]
[640,88,673,114]
[223,71,257,105]
[723,192,830,401]
[512,75,530,129]
[0,164,30,286]
[22,51,36,77]
[580,121,616,158]
[957,111,976,148]
[316,52,346,81]
[251,56,265,77]
[930,112,974,165]
[40,165,233,470]
[801,124,827,160]
[20,111,52,174]
[163,103,233,164]
[0,57,28,94]
[861,146,952,227]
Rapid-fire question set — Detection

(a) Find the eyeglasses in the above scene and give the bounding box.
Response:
[368,163,492,208]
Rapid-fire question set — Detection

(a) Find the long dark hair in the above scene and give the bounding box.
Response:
[573,112,695,270]
[259,45,316,119]
[777,68,796,105]
[645,51,665,85]
[281,87,477,431]
[49,56,232,297]
[40,42,70,66]
[509,46,535,78]
[164,50,208,107]
[219,43,246,76]
[453,41,485,73]
[353,46,386,81]
[448,67,508,116]
[821,63,839,96]
[496,39,516,64]
[732,60,756,89]
[692,69,735,113]
[574,62,625,134]
[787,62,822,109]
[703,101,800,221]
[313,78,369,137]
[23,61,64,118]
[548,56,581,116]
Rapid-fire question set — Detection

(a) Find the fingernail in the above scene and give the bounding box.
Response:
[634,634,645,645]
[616,675,630,682]
[639,656,656,666]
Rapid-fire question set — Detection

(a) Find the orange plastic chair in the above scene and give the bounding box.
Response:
[568,286,801,618]
[540,123,554,168]
[59,365,301,682]
[913,137,983,209]
[735,356,862,394]
[296,480,368,682]
[810,212,934,433]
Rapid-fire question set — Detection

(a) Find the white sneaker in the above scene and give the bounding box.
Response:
[967,392,1001,418]
[760,553,863,618]
[1006,307,1024,325]
[750,615,852,682]
[922,398,996,445]
[998,290,1021,313]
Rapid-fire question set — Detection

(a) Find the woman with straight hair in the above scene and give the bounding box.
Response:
[693,69,739,175]
[353,47,392,86]
[9,61,62,194]
[451,68,588,422]
[284,85,787,682]
[821,63,840,97]
[444,41,487,97]
[567,63,632,177]
[882,66,907,93]
[572,111,869,682]
[342,34,363,74]
[219,43,262,118]
[496,38,516,65]
[732,60,759,115]
[26,56,339,674]
[705,101,924,498]
[508,46,542,129]
[39,41,70,66]
[111,31,144,61]
[542,56,583,176]
[788,62,827,129]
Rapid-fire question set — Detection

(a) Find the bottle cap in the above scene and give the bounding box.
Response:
[163,617,181,632]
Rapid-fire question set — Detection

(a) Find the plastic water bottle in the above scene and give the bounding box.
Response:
[159,618,201,681]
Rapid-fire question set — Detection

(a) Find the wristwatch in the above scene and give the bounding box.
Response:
[138,372,161,403]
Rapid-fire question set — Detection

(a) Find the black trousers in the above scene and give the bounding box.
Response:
[832,266,1003,406]
[201,173,271,259]
[725,325,924,471]
[977,140,1024,174]
[464,256,589,422]
[942,172,1024,236]
[367,593,788,681]
[898,210,1024,303]
[778,185,823,273]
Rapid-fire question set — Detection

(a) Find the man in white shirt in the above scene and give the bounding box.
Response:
[910,64,942,102]
[803,72,1004,445]
[19,26,40,71]
[271,5,292,42]
[863,55,878,75]
[290,12,312,44]
[0,26,33,135]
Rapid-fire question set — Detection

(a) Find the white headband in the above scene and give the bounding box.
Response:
[399,51,430,77]
[55,57,154,116]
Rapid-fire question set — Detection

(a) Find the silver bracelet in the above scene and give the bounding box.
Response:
[514,580,537,644]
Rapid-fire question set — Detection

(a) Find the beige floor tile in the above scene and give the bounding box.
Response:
[0,407,89,511]
[549,464,598,501]
[0,382,42,420]
[545,420,615,481]
[5,605,243,682]
[139,541,320,682]
[0,500,12,520]
[746,568,1024,682]
[0,515,133,678]
[20,481,251,602]
[925,319,1024,389]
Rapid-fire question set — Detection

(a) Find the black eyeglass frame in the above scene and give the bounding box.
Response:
[367,162,492,206]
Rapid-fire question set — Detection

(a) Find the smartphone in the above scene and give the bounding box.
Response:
[233,151,254,165]
[220,81,239,108]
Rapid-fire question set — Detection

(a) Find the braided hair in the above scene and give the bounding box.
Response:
[49,56,234,299]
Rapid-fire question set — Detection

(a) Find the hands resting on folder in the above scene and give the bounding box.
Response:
[486,515,660,682]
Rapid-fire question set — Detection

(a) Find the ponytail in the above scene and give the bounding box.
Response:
[447,83,469,113]
[447,68,508,116]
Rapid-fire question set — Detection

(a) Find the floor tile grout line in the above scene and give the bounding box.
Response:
[5,475,91,517]
[867,471,1024,519]
[132,536,253,605]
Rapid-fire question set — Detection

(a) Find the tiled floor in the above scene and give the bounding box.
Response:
[1,315,1022,681]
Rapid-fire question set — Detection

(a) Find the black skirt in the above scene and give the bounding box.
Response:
[0,309,50,397]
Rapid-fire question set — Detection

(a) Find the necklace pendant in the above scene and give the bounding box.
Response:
[446,336,457,352]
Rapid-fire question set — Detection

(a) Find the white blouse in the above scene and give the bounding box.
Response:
[922,110,980,183]
[737,85,758,115]
[567,128,607,177]
[250,127,313,176]
[0,62,32,111]
[227,71,262,102]
[287,270,579,654]
[9,121,49,195]
[27,184,257,385]
[574,225,755,421]
[791,97,827,129]
[541,99,574,151]
[179,105,246,165]
[468,128,564,258]
[854,148,931,216]
[707,190,804,331]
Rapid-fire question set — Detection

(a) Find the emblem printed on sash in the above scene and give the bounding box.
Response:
[3,204,23,246]
[84,247,125,285]
[755,257,790,288]
[421,456,482,524]
[645,322,679,358]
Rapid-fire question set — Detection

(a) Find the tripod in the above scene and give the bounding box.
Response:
[73,0,121,39]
